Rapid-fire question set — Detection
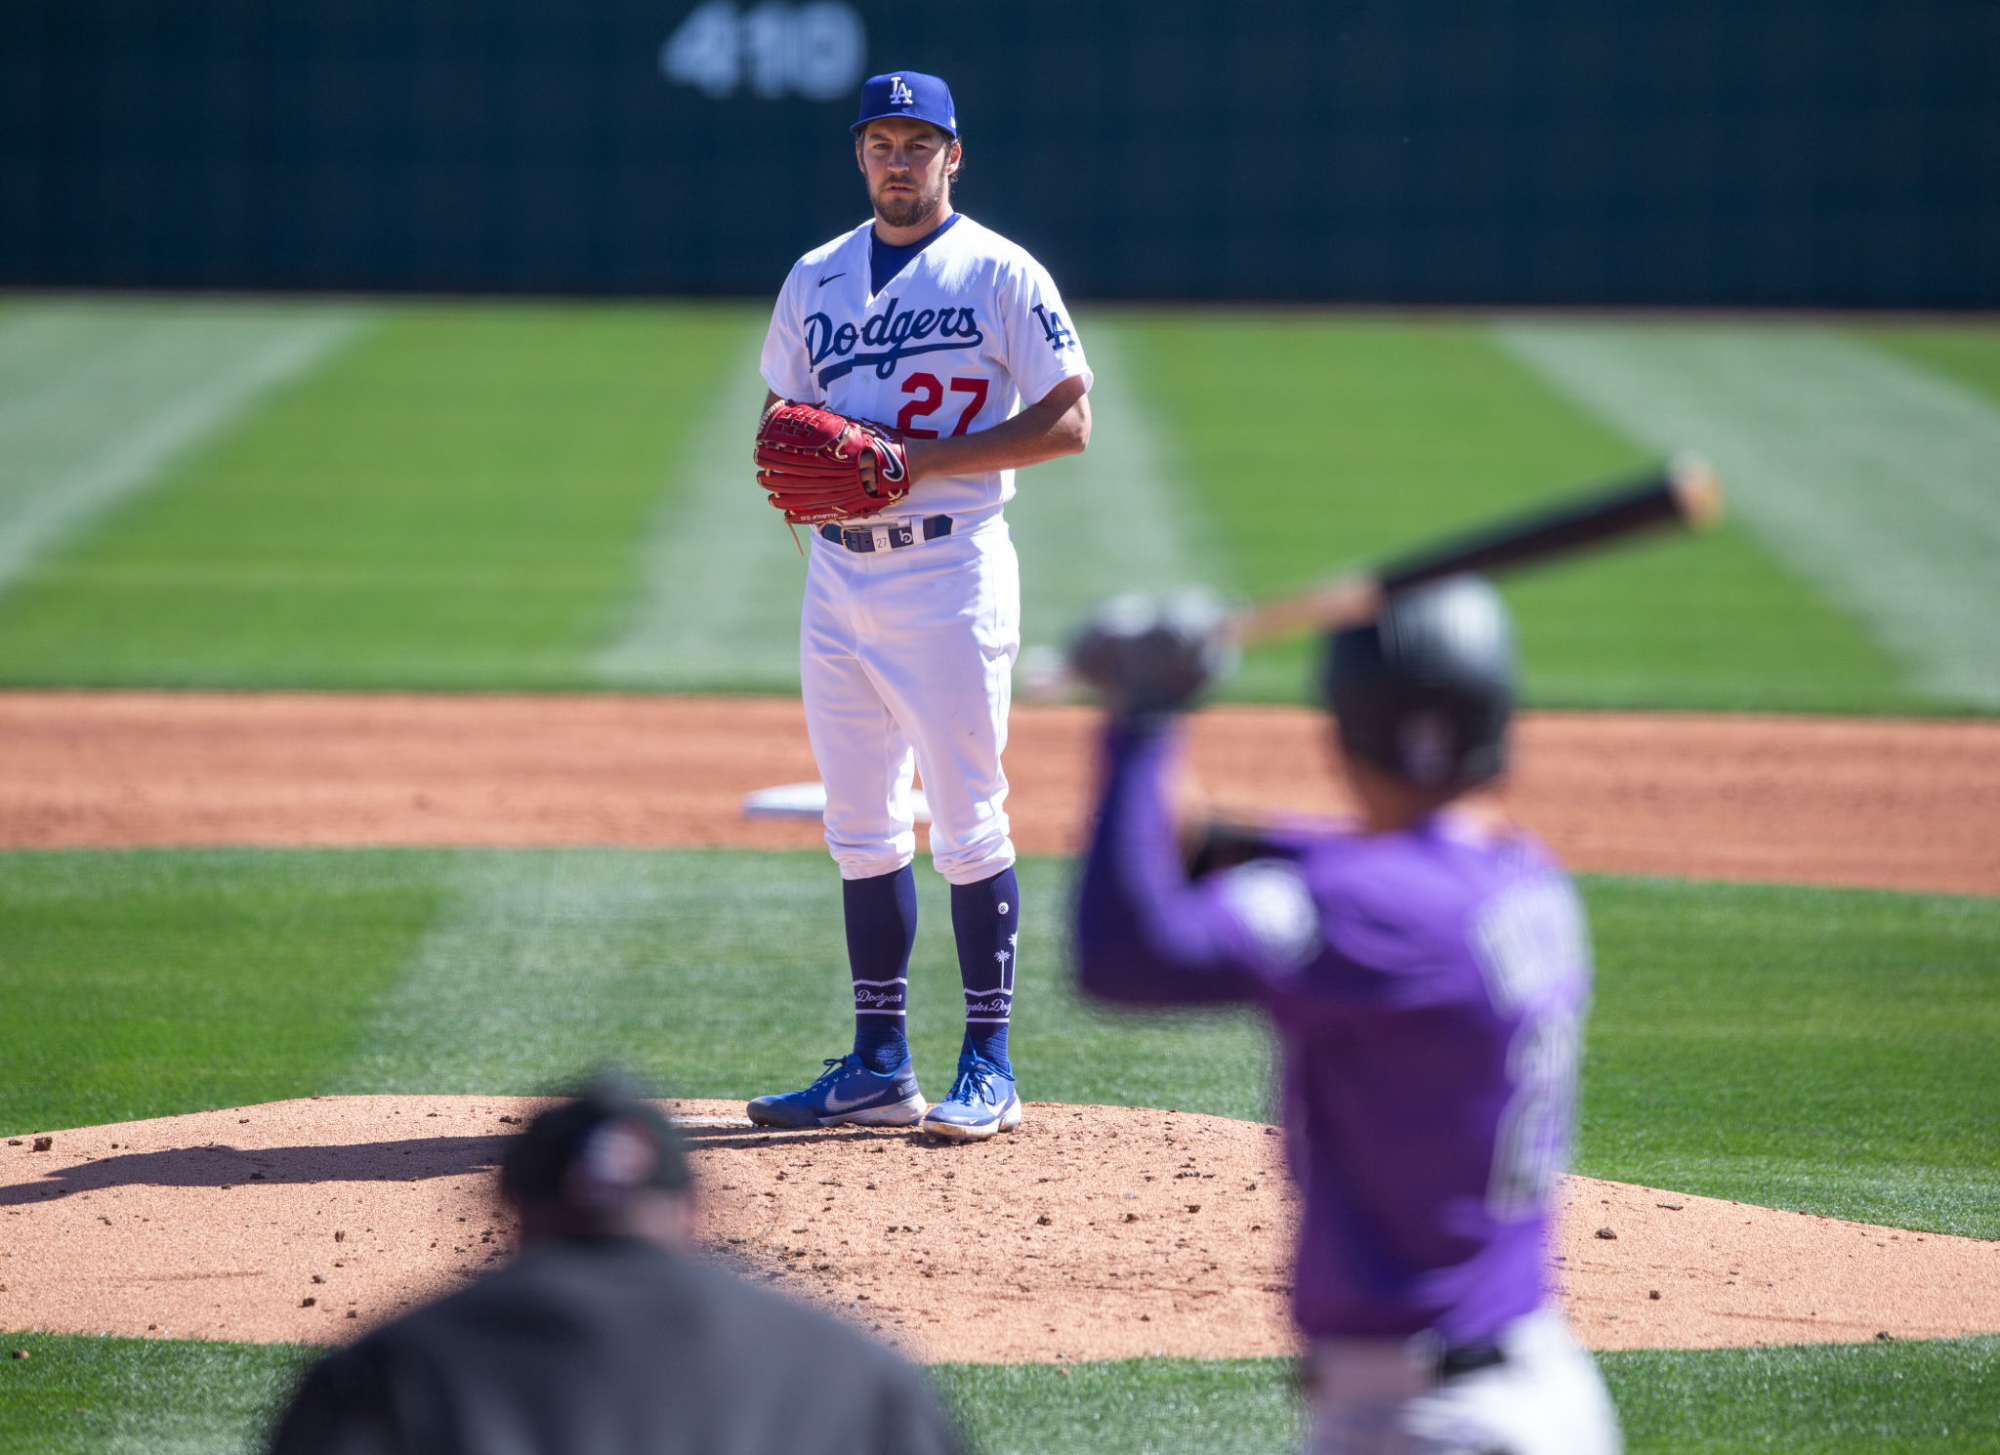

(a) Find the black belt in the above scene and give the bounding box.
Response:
[818,515,953,553]
[1437,1342,1506,1379]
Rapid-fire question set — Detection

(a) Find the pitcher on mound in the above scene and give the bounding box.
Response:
[746,70,1092,1142]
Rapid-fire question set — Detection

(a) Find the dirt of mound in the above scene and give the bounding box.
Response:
[4,1098,1996,1362]
[1,692,1994,896]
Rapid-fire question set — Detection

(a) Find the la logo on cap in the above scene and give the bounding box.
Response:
[889,75,915,107]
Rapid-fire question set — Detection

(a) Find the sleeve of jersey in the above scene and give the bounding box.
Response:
[1075,724,1314,1008]
[999,258,1092,407]
[759,268,817,402]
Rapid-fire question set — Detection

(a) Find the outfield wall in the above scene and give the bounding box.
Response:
[3,0,1995,306]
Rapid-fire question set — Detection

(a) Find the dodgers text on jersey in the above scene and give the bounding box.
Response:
[807,297,986,385]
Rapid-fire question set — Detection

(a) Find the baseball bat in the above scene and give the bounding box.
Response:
[1222,451,1723,644]
[1018,454,1722,700]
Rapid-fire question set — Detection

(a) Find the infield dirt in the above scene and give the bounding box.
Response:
[2,691,1996,895]
[4,1097,1997,1363]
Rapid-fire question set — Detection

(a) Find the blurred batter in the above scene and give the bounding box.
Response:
[1070,578,1622,1455]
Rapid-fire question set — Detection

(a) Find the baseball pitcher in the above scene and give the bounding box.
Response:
[747,71,1092,1140]
[1069,579,1622,1455]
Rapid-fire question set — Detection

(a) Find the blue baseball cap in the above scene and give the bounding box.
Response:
[852,71,957,138]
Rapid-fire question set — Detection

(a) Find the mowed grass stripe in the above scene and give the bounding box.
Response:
[591,333,810,691]
[3,848,1995,1237]
[3,1331,1997,1455]
[340,848,883,1095]
[0,1332,312,1455]
[0,300,365,597]
[0,303,755,689]
[0,851,441,1135]
[947,1340,2000,1455]
[1117,313,1914,712]
[1867,325,2000,410]
[0,298,1958,713]
[1009,319,1218,655]
[1498,322,2000,709]
[336,849,1273,1120]
[593,311,1219,691]
[1583,877,2000,1238]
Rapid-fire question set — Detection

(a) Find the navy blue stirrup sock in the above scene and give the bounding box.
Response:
[843,866,917,1074]
[950,866,1018,1074]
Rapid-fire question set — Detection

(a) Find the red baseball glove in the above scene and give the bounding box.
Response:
[753,401,912,524]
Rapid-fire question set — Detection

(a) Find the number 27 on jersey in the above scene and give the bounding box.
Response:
[897,373,988,439]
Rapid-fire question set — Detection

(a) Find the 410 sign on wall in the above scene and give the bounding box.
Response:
[661,1,868,100]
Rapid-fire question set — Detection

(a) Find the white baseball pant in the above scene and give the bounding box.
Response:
[1307,1307,1622,1455]
[800,516,1020,886]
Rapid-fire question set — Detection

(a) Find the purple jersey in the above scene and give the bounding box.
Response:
[1075,726,1592,1347]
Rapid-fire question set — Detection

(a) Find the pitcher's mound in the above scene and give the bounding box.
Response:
[3,1097,1996,1362]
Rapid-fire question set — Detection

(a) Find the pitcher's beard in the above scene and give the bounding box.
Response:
[873,176,947,231]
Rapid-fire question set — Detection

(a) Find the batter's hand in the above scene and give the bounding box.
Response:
[1067,589,1238,722]
[753,400,912,524]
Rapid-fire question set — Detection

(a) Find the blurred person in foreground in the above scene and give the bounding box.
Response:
[1069,579,1621,1455]
[270,1077,961,1455]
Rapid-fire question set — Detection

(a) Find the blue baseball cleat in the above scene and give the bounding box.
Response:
[919,1053,1022,1142]
[746,1054,926,1129]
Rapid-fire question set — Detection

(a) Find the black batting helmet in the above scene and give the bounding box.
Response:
[1321,574,1514,790]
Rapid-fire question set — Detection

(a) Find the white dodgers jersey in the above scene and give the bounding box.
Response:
[760,215,1092,525]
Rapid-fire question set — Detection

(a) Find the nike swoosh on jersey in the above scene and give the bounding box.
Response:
[817,272,846,287]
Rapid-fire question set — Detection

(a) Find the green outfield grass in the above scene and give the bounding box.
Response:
[0,852,441,1134]
[0,1333,315,1454]
[947,1339,2000,1455]
[0,303,760,689]
[0,849,1273,1136]
[1583,878,2000,1238]
[4,1330,1996,1455]
[1868,326,2000,407]
[3,300,1993,710]
[1114,314,1925,711]
[4,848,1995,1238]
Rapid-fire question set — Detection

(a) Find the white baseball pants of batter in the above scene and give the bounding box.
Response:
[800,515,1020,886]
[1306,1307,1621,1455]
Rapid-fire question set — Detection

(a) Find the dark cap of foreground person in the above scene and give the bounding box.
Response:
[269,1075,962,1455]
